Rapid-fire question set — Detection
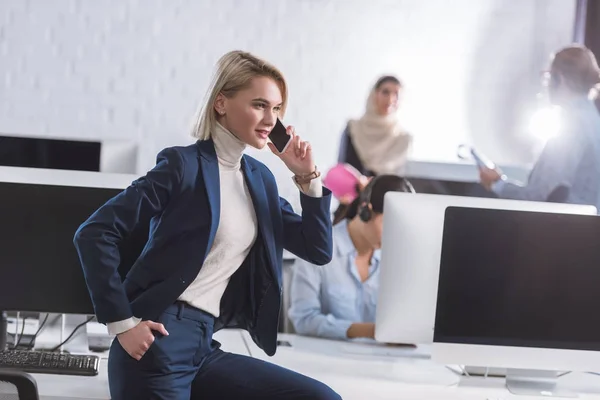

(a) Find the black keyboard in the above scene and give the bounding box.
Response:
[0,350,99,376]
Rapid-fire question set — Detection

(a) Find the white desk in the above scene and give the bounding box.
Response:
[404,160,530,184]
[26,330,600,399]
[33,329,249,400]
[241,332,600,400]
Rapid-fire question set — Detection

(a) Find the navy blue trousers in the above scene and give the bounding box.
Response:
[108,302,342,400]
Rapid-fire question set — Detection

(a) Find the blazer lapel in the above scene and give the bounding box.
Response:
[197,140,220,257]
[241,156,279,285]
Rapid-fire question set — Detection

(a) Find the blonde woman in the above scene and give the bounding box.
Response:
[74,51,339,399]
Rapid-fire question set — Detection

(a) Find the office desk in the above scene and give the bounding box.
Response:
[241,332,600,400]
[403,160,530,197]
[34,362,110,400]
[404,160,530,185]
[33,328,249,400]
[29,329,600,399]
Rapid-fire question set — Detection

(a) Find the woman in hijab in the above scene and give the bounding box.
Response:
[338,75,413,177]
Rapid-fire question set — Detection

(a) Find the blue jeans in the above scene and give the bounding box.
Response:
[108,302,341,400]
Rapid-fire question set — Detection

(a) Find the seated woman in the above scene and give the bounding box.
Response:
[338,75,412,177]
[289,175,413,340]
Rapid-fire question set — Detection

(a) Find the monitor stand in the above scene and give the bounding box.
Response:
[506,369,576,398]
[34,313,90,354]
[464,365,507,377]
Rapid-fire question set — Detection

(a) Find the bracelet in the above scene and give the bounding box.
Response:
[294,167,321,185]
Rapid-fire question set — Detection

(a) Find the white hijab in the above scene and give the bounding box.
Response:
[348,88,412,175]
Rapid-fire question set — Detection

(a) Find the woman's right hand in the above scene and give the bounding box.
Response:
[479,167,502,191]
[117,320,169,360]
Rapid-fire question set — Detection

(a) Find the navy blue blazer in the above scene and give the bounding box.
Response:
[73,139,333,356]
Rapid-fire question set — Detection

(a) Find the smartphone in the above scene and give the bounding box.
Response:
[268,119,292,153]
[470,148,495,169]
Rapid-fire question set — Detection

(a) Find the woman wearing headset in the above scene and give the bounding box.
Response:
[289,175,413,340]
[74,51,340,399]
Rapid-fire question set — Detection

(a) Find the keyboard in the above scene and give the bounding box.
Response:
[0,350,99,376]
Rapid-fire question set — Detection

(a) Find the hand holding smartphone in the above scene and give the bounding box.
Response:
[470,148,496,170]
[268,119,292,153]
[267,119,316,178]
[457,144,496,170]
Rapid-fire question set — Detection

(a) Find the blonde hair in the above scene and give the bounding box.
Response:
[550,45,600,98]
[191,50,288,140]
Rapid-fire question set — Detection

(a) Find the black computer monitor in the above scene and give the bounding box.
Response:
[434,206,600,375]
[0,181,147,316]
[0,136,101,172]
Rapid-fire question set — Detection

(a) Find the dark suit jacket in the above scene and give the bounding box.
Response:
[73,139,333,356]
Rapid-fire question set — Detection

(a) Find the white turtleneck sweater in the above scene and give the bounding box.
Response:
[107,123,322,334]
[177,123,258,316]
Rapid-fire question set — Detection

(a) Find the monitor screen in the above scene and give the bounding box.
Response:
[0,136,101,172]
[0,182,147,315]
[375,192,596,345]
[434,206,600,352]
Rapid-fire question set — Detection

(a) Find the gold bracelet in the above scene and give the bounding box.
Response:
[294,167,321,185]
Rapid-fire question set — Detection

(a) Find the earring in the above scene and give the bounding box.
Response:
[218,110,225,116]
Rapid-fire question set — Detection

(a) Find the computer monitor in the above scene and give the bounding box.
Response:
[433,207,600,396]
[375,193,596,346]
[0,166,146,351]
[0,135,101,171]
[0,135,138,174]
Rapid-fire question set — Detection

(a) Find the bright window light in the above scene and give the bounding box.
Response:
[528,106,562,142]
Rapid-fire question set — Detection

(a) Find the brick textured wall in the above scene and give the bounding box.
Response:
[0,0,575,177]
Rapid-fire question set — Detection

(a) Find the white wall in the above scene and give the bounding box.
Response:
[0,0,576,180]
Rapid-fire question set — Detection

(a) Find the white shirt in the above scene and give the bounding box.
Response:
[176,123,257,316]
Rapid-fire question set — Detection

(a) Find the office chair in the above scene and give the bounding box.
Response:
[0,369,39,400]
[547,185,570,203]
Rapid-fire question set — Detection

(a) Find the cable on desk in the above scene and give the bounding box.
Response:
[443,364,464,377]
[24,313,50,350]
[50,316,95,352]
[10,316,28,350]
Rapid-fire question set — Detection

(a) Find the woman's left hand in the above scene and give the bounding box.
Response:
[267,126,316,176]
